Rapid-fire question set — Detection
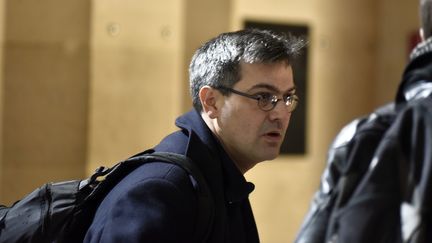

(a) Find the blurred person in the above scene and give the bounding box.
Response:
[295,0,432,242]
[84,28,304,243]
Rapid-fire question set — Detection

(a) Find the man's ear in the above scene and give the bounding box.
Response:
[199,86,221,119]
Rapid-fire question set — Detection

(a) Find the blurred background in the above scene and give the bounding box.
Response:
[0,0,419,242]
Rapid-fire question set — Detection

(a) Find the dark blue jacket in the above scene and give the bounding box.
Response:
[84,110,259,243]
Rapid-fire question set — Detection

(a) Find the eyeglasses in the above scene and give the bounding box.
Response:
[216,86,299,112]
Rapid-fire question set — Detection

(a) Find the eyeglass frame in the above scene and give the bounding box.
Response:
[215,86,299,112]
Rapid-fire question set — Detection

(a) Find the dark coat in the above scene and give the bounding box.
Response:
[295,37,432,243]
[84,110,259,243]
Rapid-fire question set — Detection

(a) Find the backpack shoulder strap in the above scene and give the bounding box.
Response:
[125,150,214,243]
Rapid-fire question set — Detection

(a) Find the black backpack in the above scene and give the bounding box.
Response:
[0,150,214,243]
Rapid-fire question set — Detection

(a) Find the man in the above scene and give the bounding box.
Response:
[84,29,304,243]
[296,1,432,242]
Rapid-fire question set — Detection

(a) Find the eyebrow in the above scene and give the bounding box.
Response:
[247,83,296,94]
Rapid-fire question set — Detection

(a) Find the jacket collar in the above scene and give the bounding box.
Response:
[396,37,432,107]
[175,109,255,203]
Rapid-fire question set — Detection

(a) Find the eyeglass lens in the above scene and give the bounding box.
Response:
[258,95,298,111]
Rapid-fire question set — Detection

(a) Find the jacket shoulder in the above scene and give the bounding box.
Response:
[85,162,198,243]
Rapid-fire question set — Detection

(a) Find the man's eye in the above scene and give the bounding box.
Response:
[284,94,293,101]
[256,93,273,102]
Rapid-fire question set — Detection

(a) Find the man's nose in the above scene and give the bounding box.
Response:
[268,100,292,121]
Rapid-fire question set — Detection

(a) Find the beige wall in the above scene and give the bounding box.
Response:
[87,0,185,171]
[0,0,420,242]
[0,0,4,199]
[0,0,90,204]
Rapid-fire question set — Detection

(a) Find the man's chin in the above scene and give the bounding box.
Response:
[261,150,280,161]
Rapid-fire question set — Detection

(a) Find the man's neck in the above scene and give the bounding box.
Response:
[200,113,255,174]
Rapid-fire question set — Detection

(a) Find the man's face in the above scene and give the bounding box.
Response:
[214,61,295,172]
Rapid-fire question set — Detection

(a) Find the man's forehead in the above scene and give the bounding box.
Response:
[245,84,296,95]
[236,62,294,92]
[238,61,292,76]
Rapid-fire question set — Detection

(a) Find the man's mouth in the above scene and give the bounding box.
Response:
[263,131,283,142]
[266,132,281,138]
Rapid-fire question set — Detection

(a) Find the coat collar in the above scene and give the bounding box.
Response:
[397,37,432,107]
[159,109,255,204]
